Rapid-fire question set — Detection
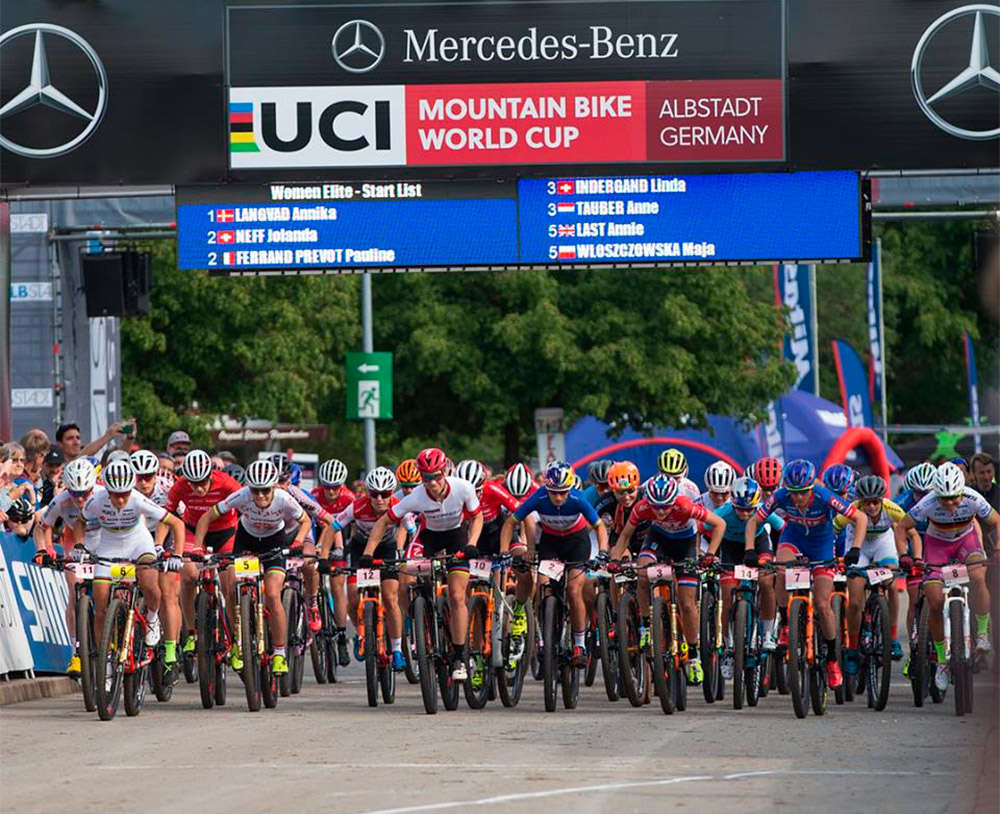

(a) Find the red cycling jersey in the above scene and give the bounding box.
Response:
[311,484,355,516]
[167,470,243,531]
[479,480,520,524]
[335,494,400,537]
[628,495,707,534]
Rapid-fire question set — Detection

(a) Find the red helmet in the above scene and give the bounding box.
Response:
[752,456,783,490]
[416,447,447,475]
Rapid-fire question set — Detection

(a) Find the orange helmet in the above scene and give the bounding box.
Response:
[607,461,640,491]
[395,459,421,487]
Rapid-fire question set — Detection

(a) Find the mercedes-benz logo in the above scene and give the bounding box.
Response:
[0,23,108,158]
[911,4,1000,141]
[331,19,385,74]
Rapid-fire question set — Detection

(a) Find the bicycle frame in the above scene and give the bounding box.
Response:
[105,561,153,674]
[195,552,233,668]
[233,558,268,663]
[355,565,388,667]
[467,558,496,667]
[784,566,817,666]
[648,563,685,669]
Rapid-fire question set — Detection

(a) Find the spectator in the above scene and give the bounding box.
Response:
[56,419,136,462]
[0,446,35,520]
[157,451,176,477]
[3,495,37,542]
[19,429,50,487]
[166,430,191,466]
[970,452,998,509]
[2,442,28,485]
[216,450,238,465]
[39,448,65,508]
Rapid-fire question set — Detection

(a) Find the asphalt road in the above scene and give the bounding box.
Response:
[2,656,996,814]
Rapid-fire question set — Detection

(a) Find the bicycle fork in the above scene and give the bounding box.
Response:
[120,606,135,668]
[943,589,970,663]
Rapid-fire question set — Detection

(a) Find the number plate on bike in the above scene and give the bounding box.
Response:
[733,564,758,581]
[538,559,564,580]
[942,563,969,587]
[403,558,431,576]
[234,556,260,579]
[614,572,633,584]
[109,563,136,582]
[646,564,673,582]
[285,556,304,571]
[833,572,847,585]
[866,567,894,585]
[70,562,95,580]
[356,568,380,588]
[784,567,811,590]
[469,558,492,581]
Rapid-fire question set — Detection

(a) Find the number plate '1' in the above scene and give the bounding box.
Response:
[784,567,811,590]
[234,556,260,579]
[404,559,431,577]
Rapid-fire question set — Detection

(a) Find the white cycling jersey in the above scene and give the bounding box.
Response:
[216,487,306,537]
[137,477,172,532]
[909,488,994,541]
[40,488,104,546]
[82,490,165,577]
[386,477,480,532]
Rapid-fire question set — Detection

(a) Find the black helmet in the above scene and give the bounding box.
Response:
[224,463,246,485]
[7,495,35,523]
[855,474,887,501]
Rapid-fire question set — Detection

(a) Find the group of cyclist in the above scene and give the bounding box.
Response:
[28,438,998,708]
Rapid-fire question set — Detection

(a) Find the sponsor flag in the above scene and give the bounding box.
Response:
[556,202,575,214]
[963,329,982,453]
[216,208,235,223]
[218,230,235,244]
[222,252,235,266]
[832,339,873,428]
[556,180,575,194]
[557,245,576,259]
[773,263,818,395]
[866,239,884,403]
[557,225,574,237]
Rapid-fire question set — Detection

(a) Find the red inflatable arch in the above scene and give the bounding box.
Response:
[820,427,893,484]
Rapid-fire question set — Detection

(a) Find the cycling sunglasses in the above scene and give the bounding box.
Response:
[68,489,92,499]
[369,490,393,499]
[421,471,445,483]
[250,487,273,495]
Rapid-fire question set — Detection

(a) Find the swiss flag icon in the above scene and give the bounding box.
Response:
[218,230,235,244]
[556,180,575,194]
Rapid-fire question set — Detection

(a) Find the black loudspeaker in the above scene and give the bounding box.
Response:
[123,250,152,316]
[82,252,125,317]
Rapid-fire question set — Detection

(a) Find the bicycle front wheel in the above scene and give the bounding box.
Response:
[866,592,892,711]
[196,590,216,709]
[700,588,720,704]
[464,594,490,709]
[96,598,126,721]
[310,587,330,684]
[413,595,438,714]
[616,591,645,707]
[650,597,674,715]
[240,592,261,712]
[830,592,846,705]
[732,599,747,710]
[787,600,809,719]
[123,612,148,717]
[77,593,97,712]
[949,600,968,717]
[596,589,619,702]
[363,600,379,707]
[279,588,296,698]
[436,595,460,711]
[541,594,559,712]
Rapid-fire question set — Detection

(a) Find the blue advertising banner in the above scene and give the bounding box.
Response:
[0,533,73,673]
[866,238,884,404]
[963,329,982,454]
[773,263,818,395]
[832,339,874,429]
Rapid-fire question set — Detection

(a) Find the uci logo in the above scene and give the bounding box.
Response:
[229,86,406,168]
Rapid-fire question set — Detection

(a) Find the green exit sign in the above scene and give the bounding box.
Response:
[345,352,393,420]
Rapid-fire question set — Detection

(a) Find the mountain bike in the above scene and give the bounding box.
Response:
[232,550,280,712]
[491,556,533,707]
[730,562,776,710]
[280,553,317,696]
[48,555,99,712]
[355,559,397,707]
[311,563,344,685]
[784,557,838,719]
[849,564,896,711]
[830,566,852,704]
[95,557,159,721]
[187,550,231,709]
[615,562,648,707]
[462,557,498,708]
[648,558,698,714]
[699,563,725,703]
[593,564,620,702]
[908,573,944,706]
[402,555,458,714]
[537,557,586,712]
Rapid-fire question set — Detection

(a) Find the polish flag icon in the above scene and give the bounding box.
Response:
[222,252,235,266]
[557,245,576,259]
[556,180,575,194]
[556,202,575,214]
[218,230,235,244]
[216,209,235,222]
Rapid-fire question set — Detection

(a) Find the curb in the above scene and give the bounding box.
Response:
[0,676,80,706]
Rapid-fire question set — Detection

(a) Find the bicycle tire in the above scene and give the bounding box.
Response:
[436,595,460,711]
[867,592,892,711]
[596,589,620,702]
[674,657,687,711]
[310,587,330,684]
[363,600,379,707]
[733,599,747,710]
[260,603,277,710]
[949,600,966,717]
[403,607,419,685]
[96,598,126,721]
[700,587,719,704]
[214,603,228,706]
[650,597,674,714]
[809,618,827,717]
[584,613,598,687]
[196,590,215,708]
[830,593,846,705]
[540,594,559,712]
[77,593,97,712]
[787,600,809,719]
[123,612,147,717]
[561,612,580,710]
[413,595,438,714]
[380,624,396,704]
[910,596,927,707]
[280,588,296,698]
[496,600,528,708]
[616,591,645,707]
[291,594,306,694]
[240,592,261,712]
[463,594,490,709]
[774,637,789,695]
[530,596,544,681]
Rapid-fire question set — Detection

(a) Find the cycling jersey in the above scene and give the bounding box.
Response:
[908,488,995,541]
[757,485,855,560]
[513,488,599,536]
[334,494,400,539]
[40,489,103,546]
[283,483,333,525]
[834,498,905,539]
[386,477,480,532]
[215,487,306,537]
[479,480,519,524]
[711,502,784,542]
[167,470,242,532]
[83,490,167,536]
[137,477,172,532]
[628,494,707,540]
[697,491,731,512]
[677,477,700,501]
[310,484,355,515]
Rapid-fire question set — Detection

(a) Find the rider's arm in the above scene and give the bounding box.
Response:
[394,521,407,552]
[704,510,726,555]
[499,513,517,554]
[33,519,53,553]
[193,506,218,549]
[72,517,86,548]
[466,511,484,549]
[744,513,760,553]
[594,519,609,553]
[291,511,310,547]
[318,523,343,559]
[896,514,922,560]
[160,512,186,556]
[846,509,868,551]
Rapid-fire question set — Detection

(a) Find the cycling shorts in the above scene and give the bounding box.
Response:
[478,519,502,557]
[348,532,399,581]
[420,526,469,572]
[233,525,287,573]
[776,540,835,579]
[183,524,235,556]
[924,528,984,581]
[537,528,591,570]
[92,526,157,580]
[639,529,698,587]
[855,529,899,568]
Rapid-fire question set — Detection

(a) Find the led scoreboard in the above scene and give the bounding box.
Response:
[176,170,867,271]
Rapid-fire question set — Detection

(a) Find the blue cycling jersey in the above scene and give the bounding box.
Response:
[581,484,602,507]
[715,502,784,543]
[514,487,599,536]
[758,484,855,559]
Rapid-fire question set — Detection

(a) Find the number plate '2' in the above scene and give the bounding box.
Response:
[538,560,565,581]
[784,567,811,590]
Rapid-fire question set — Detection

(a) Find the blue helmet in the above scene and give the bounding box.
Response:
[822,464,855,496]
[731,477,761,510]
[544,461,575,491]
[645,474,679,507]
[783,459,816,491]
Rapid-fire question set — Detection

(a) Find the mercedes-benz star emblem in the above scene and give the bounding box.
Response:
[331,19,385,73]
[0,23,108,158]
[911,4,1000,140]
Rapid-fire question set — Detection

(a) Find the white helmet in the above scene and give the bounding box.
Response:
[504,462,533,498]
[130,449,159,476]
[106,449,131,465]
[245,459,279,489]
[63,458,97,492]
[934,462,965,498]
[365,466,397,494]
[705,461,736,492]
[318,458,348,487]
[905,462,936,494]
[455,459,485,489]
[181,449,213,483]
[103,459,136,493]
